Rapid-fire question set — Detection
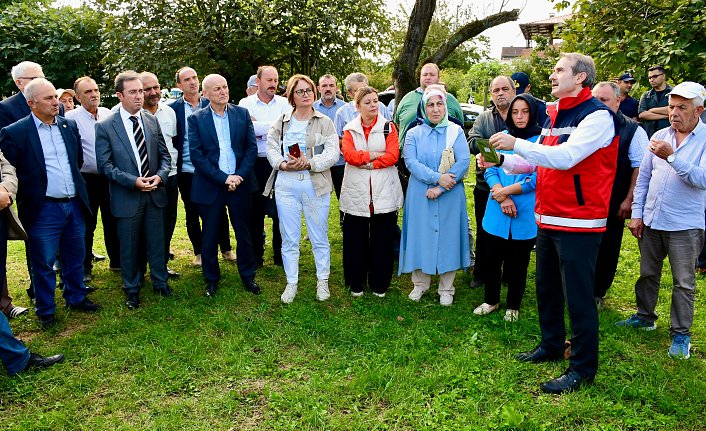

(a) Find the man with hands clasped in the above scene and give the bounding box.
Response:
[616,82,706,361]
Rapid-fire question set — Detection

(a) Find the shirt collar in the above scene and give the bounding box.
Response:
[210,104,228,118]
[119,106,141,122]
[31,112,56,128]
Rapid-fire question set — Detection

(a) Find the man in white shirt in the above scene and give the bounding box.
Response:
[238,66,292,267]
[66,77,120,281]
[140,72,179,278]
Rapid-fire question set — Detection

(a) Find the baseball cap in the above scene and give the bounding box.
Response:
[56,88,76,98]
[668,81,706,101]
[511,72,530,94]
[618,73,636,83]
[246,75,257,88]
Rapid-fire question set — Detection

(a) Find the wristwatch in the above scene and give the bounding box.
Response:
[667,154,676,164]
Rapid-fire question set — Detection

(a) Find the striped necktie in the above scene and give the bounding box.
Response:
[129,115,149,177]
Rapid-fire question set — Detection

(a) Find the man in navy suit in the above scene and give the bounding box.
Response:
[188,74,259,297]
[95,71,172,310]
[0,78,99,328]
[167,67,234,267]
[0,61,47,317]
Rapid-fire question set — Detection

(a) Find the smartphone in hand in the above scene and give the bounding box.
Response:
[288,143,301,158]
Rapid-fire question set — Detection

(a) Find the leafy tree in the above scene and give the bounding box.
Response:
[462,60,510,106]
[93,0,388,95]
[0,1,105,97]
[510,36,561,101]
[556,0,706,85]
[392,0,519,109]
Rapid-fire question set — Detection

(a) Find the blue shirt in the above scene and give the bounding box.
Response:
[313,98,344,122]
[32,114,76,198]
[211,107,236,175]
[632,120,706,231]
[482,134,538,240]
[181,99,197,173]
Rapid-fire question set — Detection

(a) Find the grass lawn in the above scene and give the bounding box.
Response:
[1,174,705,430]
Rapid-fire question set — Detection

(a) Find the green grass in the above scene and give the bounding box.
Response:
[1,174,705,430]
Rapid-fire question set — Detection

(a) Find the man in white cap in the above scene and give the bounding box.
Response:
[617,81,706,360]
[56,88,76,112]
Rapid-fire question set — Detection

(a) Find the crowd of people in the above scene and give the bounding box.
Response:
[0,53,704,396]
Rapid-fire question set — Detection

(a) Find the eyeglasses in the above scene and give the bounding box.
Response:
[648,73,664,80]
[294,88,314,96]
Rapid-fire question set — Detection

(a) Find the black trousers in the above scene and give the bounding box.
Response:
[199,190,256,284]
[342,211,397,294]
[484,233,535,310]
[473,187,491,280]
[249,157,282,265]
[163,175,179,257]
[177,172,231,256]
[330,164,345,226]
[593,214,626,298]
[535,228,602,379]
[82,172,120,270]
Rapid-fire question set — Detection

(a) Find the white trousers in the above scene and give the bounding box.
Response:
[412,270,456,295]
[275,172,331,284]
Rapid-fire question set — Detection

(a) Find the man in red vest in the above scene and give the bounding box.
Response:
[488,53,619,394]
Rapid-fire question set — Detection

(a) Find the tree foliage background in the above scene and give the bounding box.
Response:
[556,0,706,86]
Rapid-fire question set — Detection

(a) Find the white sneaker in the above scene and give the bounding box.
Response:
[504,309,519,322]
[281,283,298,304]
[473,303,499,315]
[316,280,330,301]
[351,291,364,297]
[408,286,429,302]
[439,293,453,306]
[373,292,386,298]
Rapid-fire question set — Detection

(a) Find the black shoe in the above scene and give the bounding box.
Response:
[125,293,140,309]
[515,346,563,363]
[38,314,57,329]
[469,279,484,289]
[205,282,218,297]
[25,352,65,371]
[83,270,93,283]
[273,258,283,267]
[92,251,106,262]
[66,297,100,312]
[540,369,594,394]
[244,279,261,295]
[154,286,173,297]
[167,268,180,279]
[84,285,98,294]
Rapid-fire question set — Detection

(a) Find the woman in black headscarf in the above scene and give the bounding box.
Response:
[473,94,542,322]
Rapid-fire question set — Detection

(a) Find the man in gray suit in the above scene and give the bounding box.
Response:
[95,71,172,309]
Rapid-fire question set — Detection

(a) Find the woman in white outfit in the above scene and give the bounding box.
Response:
[264,74,339,303]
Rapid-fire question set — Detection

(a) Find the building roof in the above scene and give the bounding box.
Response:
[519,14,573,42]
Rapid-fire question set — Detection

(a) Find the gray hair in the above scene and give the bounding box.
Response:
[561,52,596,88]
[490,75,515,90]
[594,81,621,100]
[318,74,337,85]
[24,78,54,102]
[344,73,368,92]
[11,61,43,81]
[114,70,140,93]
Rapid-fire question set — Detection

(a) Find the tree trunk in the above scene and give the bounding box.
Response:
[393,2,520,112]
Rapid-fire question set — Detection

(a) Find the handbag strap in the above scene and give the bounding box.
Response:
[445,124,460,150]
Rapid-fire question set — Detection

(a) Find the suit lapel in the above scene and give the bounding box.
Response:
[227,104,238,151]
[203,109,219,147]
[111,112,139,170]
[26,118,47,173]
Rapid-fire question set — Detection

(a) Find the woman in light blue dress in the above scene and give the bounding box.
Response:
[399,86,471,306]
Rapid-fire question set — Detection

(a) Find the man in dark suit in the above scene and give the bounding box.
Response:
[167,67,235,268]
[0,61,47,317]
[188,74,259,297]
[95,70,172,309]
[0,78,99,328]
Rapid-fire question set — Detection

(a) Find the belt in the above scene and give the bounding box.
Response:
[45,196,75,203]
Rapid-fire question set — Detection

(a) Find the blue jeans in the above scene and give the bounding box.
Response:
[28,199,87,317]
[0,307,29,374]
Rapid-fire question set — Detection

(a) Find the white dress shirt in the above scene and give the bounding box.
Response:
[238,94,292,156]
[66,105,112,174]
